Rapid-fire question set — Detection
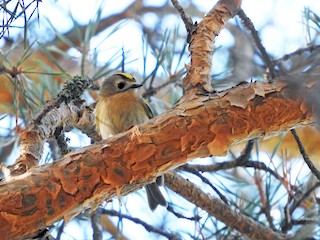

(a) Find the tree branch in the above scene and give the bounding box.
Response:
[165,172,286,240]
[91,209,103,240]
[0,75,314,239]
[183,0,242,92]
[0,1,316,239]
[290,129,320,180]
[170,0,195,42]
[100,209,179,240]
[2,76,99,176]
[237,9,277,79]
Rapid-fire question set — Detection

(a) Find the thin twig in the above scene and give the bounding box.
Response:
[236,140,254,164]
[142,74,183,98]
[281,182,320,232]
[180,166,229,204]
[254,171,276,231]
[0,64,22,77]
[290,182,320,215]
[91,209,103,240]
[264,178,277,231]
[291,219,320,225]
[181,160,300,193]
[170,0,195,42]
[100,209,180,240]
[281,202,291,233]
[274,44,320,63]
[237,9,277,79]
[291,129,320,181]
[167,205,201,221]
[56,220,65,240]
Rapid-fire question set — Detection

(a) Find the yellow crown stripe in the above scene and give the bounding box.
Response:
[117,72,134,80]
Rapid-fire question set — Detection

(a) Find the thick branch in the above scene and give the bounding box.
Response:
[0,76,314,239]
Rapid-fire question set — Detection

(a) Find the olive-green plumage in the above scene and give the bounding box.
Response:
[95,73,167,210]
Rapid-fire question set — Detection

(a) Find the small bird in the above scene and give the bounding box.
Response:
[95,72,167,210]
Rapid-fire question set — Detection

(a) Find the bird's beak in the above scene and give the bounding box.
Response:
[129,83,143,89]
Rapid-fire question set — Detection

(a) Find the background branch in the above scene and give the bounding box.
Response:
[165,172,286,240]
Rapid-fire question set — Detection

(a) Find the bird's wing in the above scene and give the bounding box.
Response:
[142,98,154,119]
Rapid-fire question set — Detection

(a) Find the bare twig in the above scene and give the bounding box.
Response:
[56,221,65,240]
[182,160,299,192]
[255,172,276,231]
[166,205,201,221]
[0,64,22,77]
[248,162,300,193]
[281,182,320,233]
[237,9,277,79]
[142,71,185,98]
[91,209,103,240]
[170,0,195,43]
[291,219,320,225]
[274,44,320,63]
[236,140,254,164]
[100,209,180,240]
[291,129,320,181]
[290,182,320,215]
[179,166,228,204]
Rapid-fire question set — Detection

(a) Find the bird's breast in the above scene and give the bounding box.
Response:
[96,92,149,139]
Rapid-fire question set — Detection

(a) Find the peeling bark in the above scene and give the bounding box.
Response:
[3,100,99,177]
[0,78,313,240]
[184,0,242,92]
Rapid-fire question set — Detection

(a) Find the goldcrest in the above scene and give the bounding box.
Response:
[95,73,167,210]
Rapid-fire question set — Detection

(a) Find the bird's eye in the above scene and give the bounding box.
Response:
[117,82,126,89]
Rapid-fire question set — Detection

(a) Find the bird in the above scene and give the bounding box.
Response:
[95,72,167,211]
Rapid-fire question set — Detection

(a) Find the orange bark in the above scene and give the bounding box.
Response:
[184,0,242,92]
[0,79,313,239]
